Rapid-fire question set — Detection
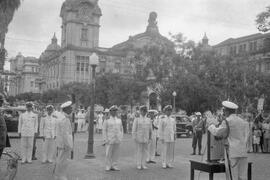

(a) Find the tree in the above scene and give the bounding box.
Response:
[256,6,270,32]
[0,0,21,70]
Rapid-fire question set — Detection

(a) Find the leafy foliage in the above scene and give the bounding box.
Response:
[256,6,270,32]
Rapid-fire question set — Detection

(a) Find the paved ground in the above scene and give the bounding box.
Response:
[3,133,270,180]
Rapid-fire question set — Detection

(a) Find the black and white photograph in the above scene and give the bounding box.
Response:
[0,0,270,179]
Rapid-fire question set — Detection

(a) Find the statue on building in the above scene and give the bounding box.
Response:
[146,12,159,34]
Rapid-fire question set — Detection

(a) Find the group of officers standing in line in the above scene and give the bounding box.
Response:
[102,104,176,171]
[17,101,73,180]
[6,98,250,180]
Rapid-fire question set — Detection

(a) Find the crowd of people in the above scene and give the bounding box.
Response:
[0,95,269,180]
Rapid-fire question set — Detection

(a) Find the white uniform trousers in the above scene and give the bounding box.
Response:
[55,148,70,180]
[135,142,148,167]
[20,136,34,162]
[147,138,156,161]
[105,143,120,169]
[162,142,174,166]
[42,138,55,162]
[225,156,248,180]
[77,119,85,132]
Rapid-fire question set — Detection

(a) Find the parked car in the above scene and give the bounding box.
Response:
[0,106,26,132]
[172,114,193,138]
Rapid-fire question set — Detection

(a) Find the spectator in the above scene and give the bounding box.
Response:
[262,117,270,153]
[252,123,262,153]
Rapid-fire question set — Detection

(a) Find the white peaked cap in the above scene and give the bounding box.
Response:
[222,101,238,110]
[148,109,158,114]
[195,112,202,116]
[61,101,72,109]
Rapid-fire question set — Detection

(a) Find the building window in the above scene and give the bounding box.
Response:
[100,61,106,73]
[77,62,80,71]
[30,81,34,87]
[81,28,88,40]
[115,62,121,73]
[32,67,35,72]
[76,56,90,72]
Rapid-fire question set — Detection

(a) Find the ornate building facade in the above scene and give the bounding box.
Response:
[9,53,40,96]
[213,32,270,73]
[38,0,175,97]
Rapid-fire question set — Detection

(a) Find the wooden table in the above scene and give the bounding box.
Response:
[190,160,252,180]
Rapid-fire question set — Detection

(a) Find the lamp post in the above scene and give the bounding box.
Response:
[172,91,177,113]
[85,52,99,159]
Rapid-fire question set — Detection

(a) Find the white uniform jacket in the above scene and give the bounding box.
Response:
[132,116,152,143]
[56,113,73,150]
[40,113,57,138]
[18,111,38,137]
[103,116,123,144]
[158,115,176,142]
[208,114,249,158]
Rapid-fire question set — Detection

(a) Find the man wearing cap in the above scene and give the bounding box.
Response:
[18,102,38,163]
[146,109,159,163]
[191,112,204,155]
[132,105,152,170]
[207,101,249,180]
[102,105,123,171]
[54,101,73,180]
[40,105,57,163]
[158,105,176,168]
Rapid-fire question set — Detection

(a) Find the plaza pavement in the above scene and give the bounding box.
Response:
[6,133,270,180]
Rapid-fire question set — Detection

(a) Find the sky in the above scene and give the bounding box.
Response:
[4,0,270,69]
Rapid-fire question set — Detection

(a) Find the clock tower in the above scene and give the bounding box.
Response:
[60,0,102,48]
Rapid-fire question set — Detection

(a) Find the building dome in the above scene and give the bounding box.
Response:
[45,33,61,52]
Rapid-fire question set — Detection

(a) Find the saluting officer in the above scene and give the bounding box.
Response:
[18,102,38,164]
[158,105,176,169]
[40,105,57,163]
[207,101,249,180]
[132,105,152,170]
[54,101,73,180]
[103,105,123,171]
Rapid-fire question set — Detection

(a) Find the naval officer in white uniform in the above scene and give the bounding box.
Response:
[132,105,152,170]
[207,101,249,180]
[40,105,57,163]
[158,105,176,169]
[54,101,73,180]
[102,105,123,171]
[18,102,38,163]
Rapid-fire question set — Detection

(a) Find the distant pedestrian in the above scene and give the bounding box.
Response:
[54,101,73,180]
[40,105,57,163]
[97,112,103,134]
[252,123,262,153]
[76,109,86,132]
[132,105,152,170]
[191,112,204,155]
[262,118,270,152]
[103,105,123,171]
[18,102,38,164]
[158,105,176,169]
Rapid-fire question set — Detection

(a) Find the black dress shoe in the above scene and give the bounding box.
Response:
[191,152,196,155]
[155,153,160,156]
